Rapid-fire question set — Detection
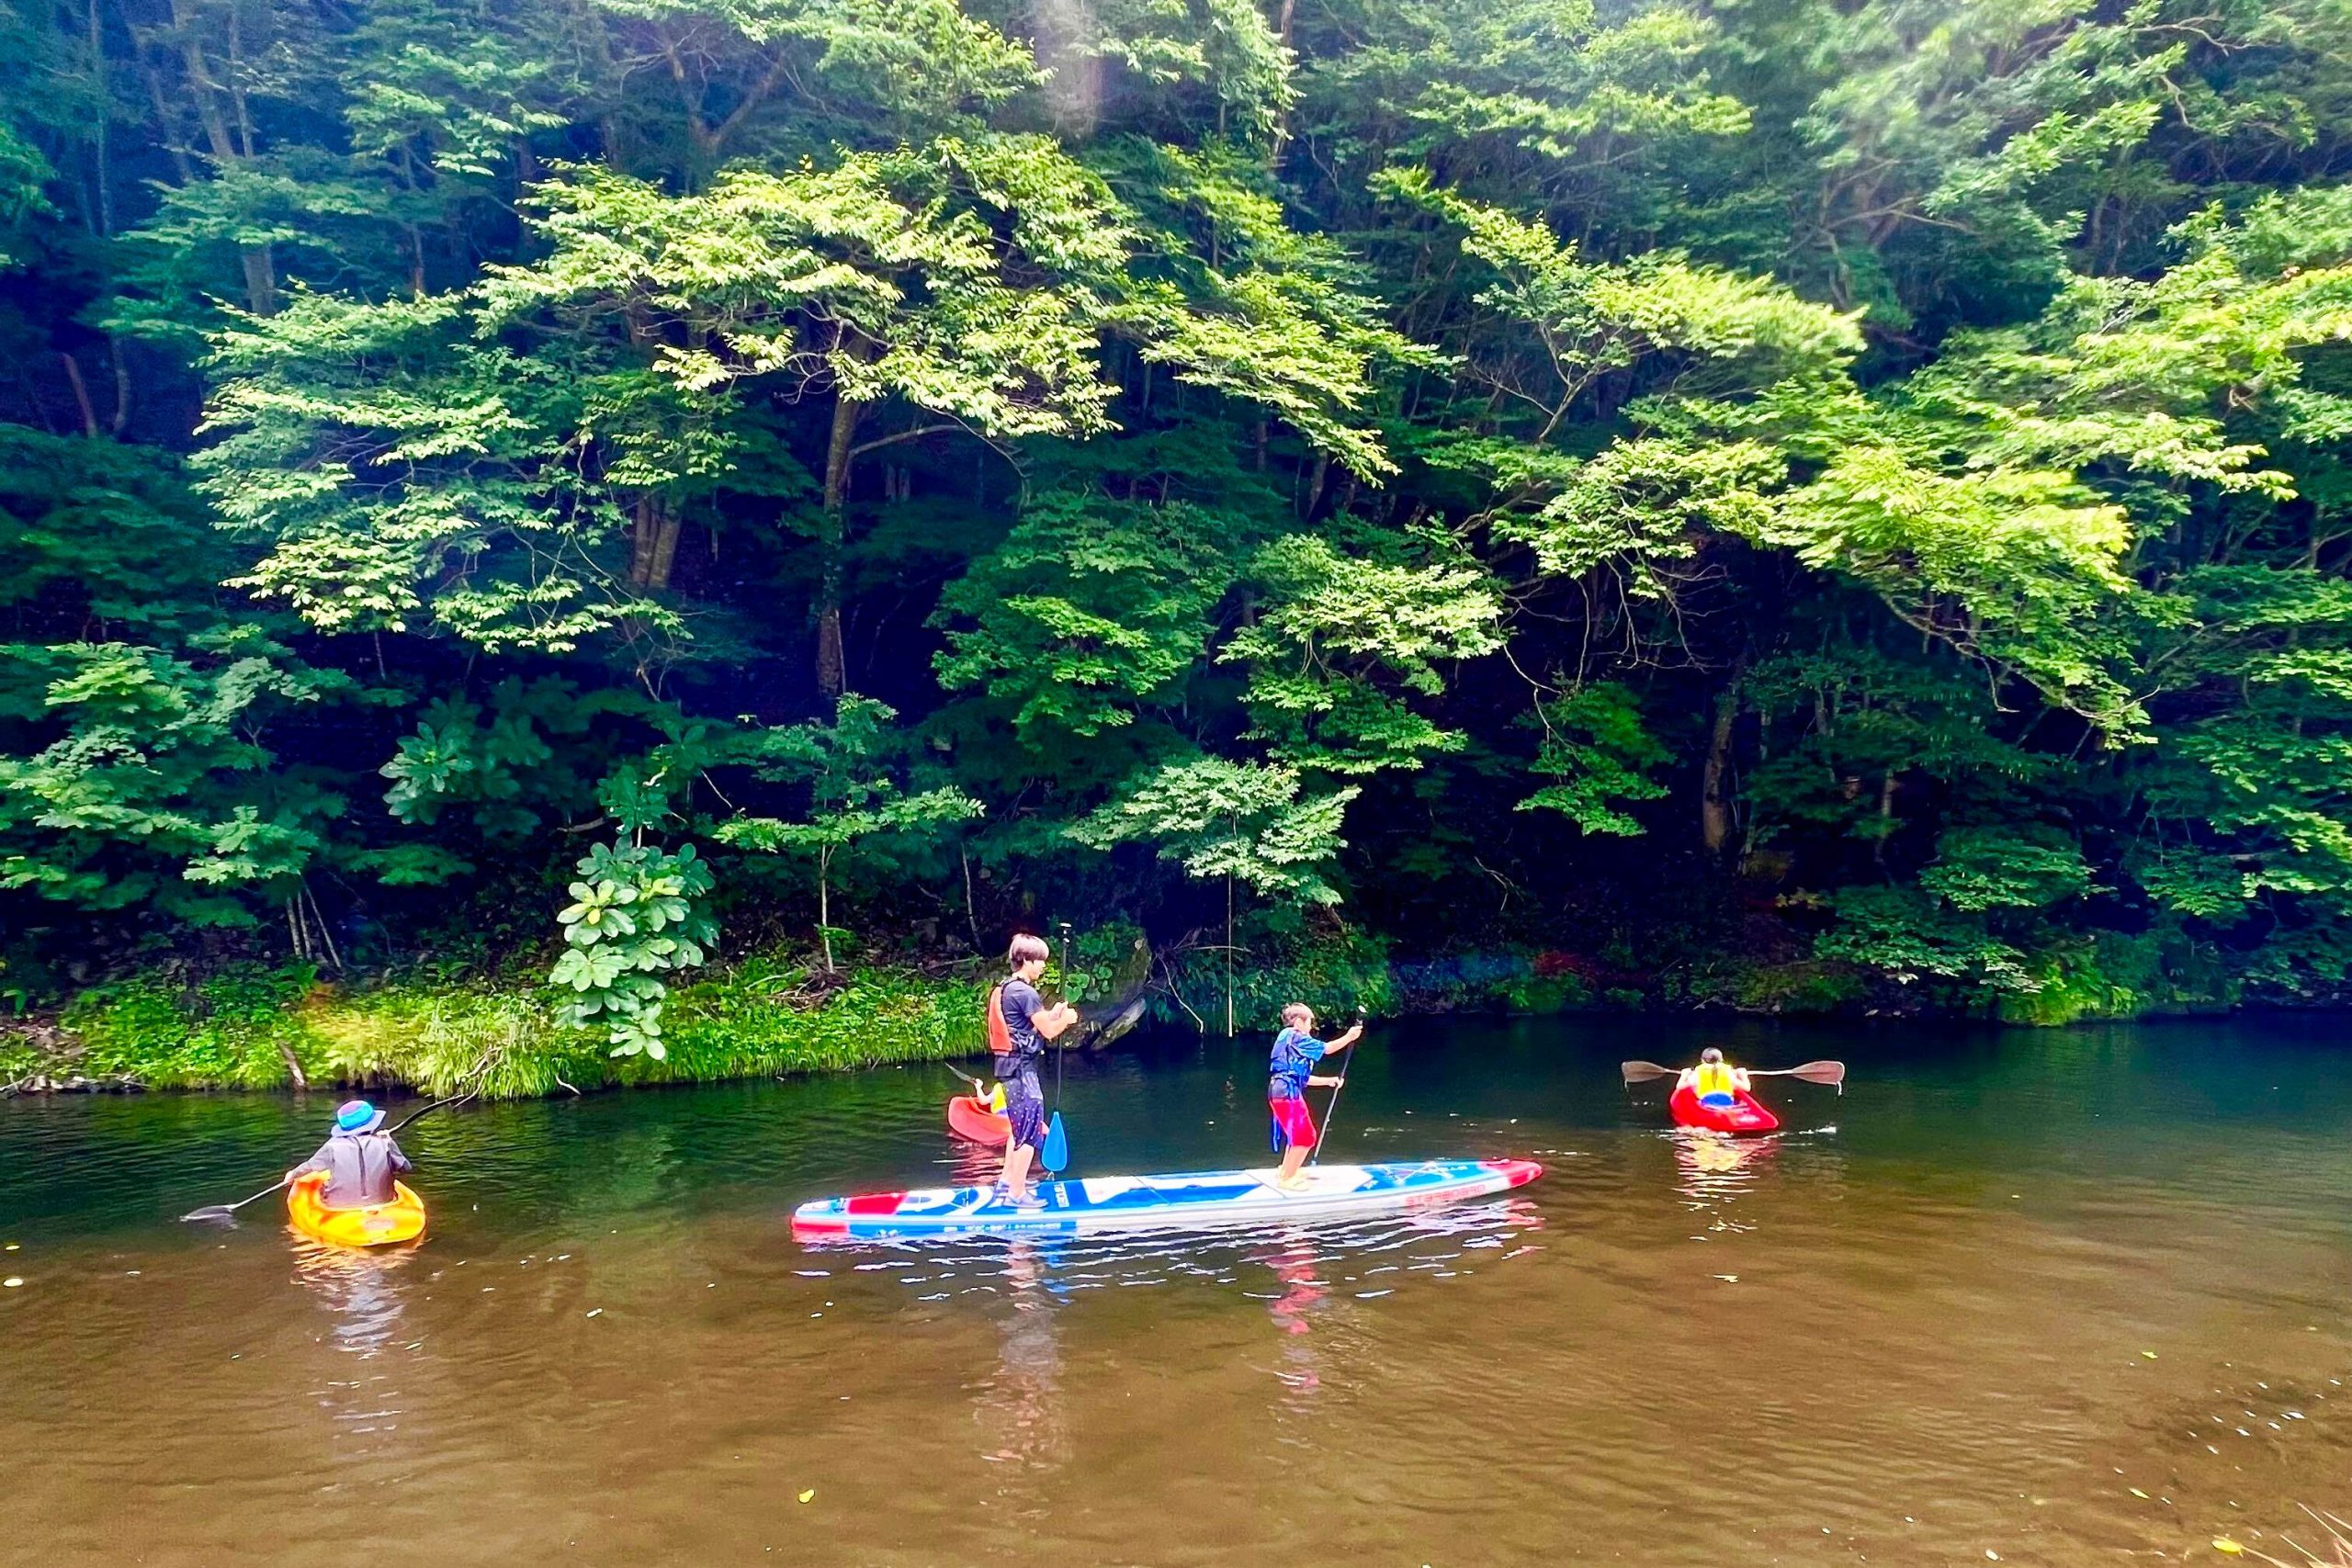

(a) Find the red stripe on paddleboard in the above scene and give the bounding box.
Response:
[1487,1158,1544,1188]
[844,1192,908,1215]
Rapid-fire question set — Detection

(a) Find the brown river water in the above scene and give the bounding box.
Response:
[4,1016,2351,1566]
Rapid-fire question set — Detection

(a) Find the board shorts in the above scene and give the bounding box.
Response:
[1269,1093,1317,1151]
[1698,1091,1736,1108]
[996,1060,1046,1153]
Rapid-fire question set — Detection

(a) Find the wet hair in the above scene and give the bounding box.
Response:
[1701,1046,1724,1063]
[1007,933,1050,967]
[1281,1002,1314,1028]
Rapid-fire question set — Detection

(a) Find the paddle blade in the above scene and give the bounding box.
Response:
[179,1205,238,1224]
[1621,1060,1676,1084]
[1040,1111,1069,1174]
[1788,1060,1847,1088]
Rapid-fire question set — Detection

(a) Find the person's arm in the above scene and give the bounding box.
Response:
[1732,1067,1752,1091]
[1035,1000,1080,1041]
[286,1141,332,1184]
[384,1136,413,1173]
[1304,1034,1348,1086]
[1675,1067,1698,1089]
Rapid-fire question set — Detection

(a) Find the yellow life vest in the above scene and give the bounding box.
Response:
[1694,1060,1738,1098]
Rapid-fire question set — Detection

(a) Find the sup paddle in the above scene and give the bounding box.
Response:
[1621,1059,1847,1092]
[180,1091,471,1224]
[1038,922,1073,1175]
[1306,1016,1367,1168]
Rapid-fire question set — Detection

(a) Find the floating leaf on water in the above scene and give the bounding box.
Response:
[797,1490,815,1505]
[2,1277,20,1288]
[2142,1350,2158,1359]
[2214,1540,2244,1555]
[2129,1488,2149,1499]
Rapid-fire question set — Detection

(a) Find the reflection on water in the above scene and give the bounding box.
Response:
[7,1017,2352,1568]
[1257,1232,1329,1413]
[974,1240,1065,1471]
[1671,1127,1781,1225]
[290,1242,418,1461]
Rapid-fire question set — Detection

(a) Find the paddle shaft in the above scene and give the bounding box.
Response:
[181,1091,464,1222]
[1622,1058,1844,1087]
[1309,1019,1367,1167]
[1054,922,1072,1106]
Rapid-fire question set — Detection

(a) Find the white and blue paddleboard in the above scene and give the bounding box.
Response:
[791,1157,1543,1237]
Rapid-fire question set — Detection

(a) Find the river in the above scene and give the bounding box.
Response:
[4,1016,2349,1566]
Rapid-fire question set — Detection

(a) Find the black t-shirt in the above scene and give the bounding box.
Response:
[994,977,1046,1072]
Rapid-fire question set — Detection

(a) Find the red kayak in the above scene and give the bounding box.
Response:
[1669,1084,1781,1135]
[946,1094,1011,1146]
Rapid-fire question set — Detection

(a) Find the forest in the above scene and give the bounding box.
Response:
[3,0,2351,1085]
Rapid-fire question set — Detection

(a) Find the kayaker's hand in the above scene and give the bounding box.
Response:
[1307,1075,1343,1089]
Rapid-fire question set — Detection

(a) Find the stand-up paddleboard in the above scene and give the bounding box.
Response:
[792,1157,1542,1237]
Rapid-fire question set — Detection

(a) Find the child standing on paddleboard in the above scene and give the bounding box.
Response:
[1269,1004,1362,1190]
[990,933,1079,1207]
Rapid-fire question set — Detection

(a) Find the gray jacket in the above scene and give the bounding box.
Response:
[291,1127,412,1209]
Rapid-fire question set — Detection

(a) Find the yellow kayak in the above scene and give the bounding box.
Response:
[287,1171,427,1247]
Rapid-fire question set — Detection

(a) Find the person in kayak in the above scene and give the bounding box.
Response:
[285,1100,413,1210]
[989,934,1079,1207]
[1269,1004,1363,1190]
[1678,1047,1750,1109]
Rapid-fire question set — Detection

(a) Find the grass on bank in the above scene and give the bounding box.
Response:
[2,915,2208,1100]
[2,955,987,1098]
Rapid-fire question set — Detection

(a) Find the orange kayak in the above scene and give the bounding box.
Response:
[287,1171,427,1247]
[946,1094,1011,1146]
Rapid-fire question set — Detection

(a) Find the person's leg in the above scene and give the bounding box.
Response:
[1277,1142,1310,1185]
[1272,1098,1317,1188]
[998,1075,1046,1201]
[1001,1141,1035,1196]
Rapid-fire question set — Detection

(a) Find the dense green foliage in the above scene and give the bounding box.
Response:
[5,0,2352,1052]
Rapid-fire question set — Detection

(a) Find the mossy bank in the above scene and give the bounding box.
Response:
[0,918,2241,1100]
[1,956,989,1099]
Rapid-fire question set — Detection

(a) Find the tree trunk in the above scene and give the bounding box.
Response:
[1270,0,1297,165]
[1225,871,1236,1038]
[628,496,685,589]
[817,848,834,974]
[168,4,279,315]
[1701,684,1740,858]
[59,354,97,437]
[817,392,866,698]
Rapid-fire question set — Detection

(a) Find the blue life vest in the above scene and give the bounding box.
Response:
[1269,1027,1321,1100]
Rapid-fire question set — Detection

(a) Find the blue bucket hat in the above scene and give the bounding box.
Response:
[334,1099,384,1134]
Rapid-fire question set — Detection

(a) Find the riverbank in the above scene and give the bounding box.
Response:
[0,955,989,1099]
[1,918,2240,1099]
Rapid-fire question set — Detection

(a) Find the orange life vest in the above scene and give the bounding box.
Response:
[986,983,1015,1057]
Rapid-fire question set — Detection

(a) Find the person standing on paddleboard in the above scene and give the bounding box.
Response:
[1268,1004,1363,1190]
[989,934,1079,1207]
